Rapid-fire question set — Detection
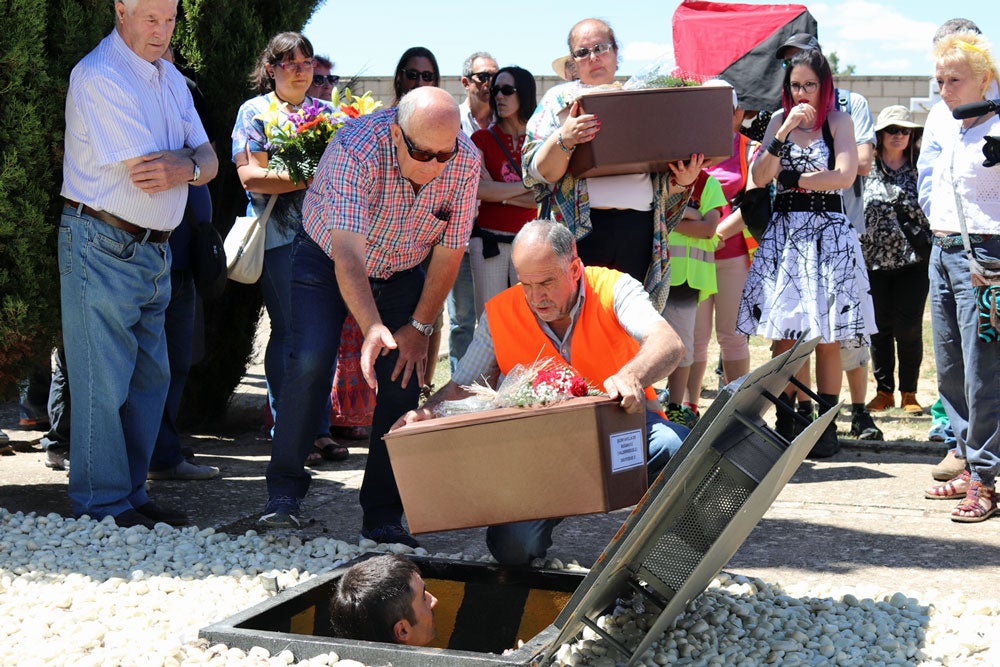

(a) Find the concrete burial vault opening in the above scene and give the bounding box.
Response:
[203,337,834,666]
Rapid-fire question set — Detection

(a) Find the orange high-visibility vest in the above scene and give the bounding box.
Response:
[485,265,658,402]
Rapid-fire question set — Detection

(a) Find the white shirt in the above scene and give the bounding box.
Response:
[61,30,208,231]
[929,113,1000,235]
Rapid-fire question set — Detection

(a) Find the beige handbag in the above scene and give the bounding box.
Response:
[224,195,276,284]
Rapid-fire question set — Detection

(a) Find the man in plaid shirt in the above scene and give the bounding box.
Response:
[260,87,480,547]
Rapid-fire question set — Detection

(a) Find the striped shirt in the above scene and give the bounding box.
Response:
[61,30,208,231]
[302,107,480,279]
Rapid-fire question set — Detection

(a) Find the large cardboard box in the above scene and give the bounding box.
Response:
[569,85,734,178]
[384,396,647,534]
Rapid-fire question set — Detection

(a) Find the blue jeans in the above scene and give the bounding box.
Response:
[930,242,1000,486]
[487,410,689,564]
[40,348,71,452]
[59,209,171,519]
[267,232,424,527]
[262,241,334,439]
[446,251,476,372]
[149,269,196,471]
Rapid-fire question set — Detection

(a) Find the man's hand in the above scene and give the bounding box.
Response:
[390,324,430,390]
[128,150,194,193]
[360,323,397,390]
[603,371,646,414]
[389,406,435,432]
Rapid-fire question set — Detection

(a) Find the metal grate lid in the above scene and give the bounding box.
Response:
[541,337,836,665]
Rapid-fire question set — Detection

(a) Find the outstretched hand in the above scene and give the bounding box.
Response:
[668,153,706,188]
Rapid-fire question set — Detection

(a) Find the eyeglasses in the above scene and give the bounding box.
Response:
[469,71,495,84]
[789,81,819,94]
[275,59,316,74]
[399,127,459,163]
[311,74,340,86]
[490,84,517,97]
[883,126,912,136]
[571,42,614,60]
[401,68,436,82]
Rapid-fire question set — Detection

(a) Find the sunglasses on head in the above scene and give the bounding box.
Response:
[312,74,340,86]
[399,126,459,163]
[490,84,517,97]
[402,68,436,82]
[469,71,494,84]
[883,126,912,136]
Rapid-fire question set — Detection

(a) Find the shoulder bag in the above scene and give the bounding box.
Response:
[224,194,276,285]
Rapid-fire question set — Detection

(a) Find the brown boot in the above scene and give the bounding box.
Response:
[865,390,895,411]
[900,391,923,414]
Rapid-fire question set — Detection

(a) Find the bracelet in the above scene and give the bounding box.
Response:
[556,132,575,154]
[766,137,786,157]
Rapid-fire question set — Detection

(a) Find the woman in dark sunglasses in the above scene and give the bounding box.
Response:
[860,105,930,418]
[468,66,539,316]
[392,46,440,105]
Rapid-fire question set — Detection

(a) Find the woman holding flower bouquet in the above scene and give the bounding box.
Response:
[232,32,348,462]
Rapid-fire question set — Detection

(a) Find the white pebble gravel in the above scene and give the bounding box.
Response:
[1,509,996,666]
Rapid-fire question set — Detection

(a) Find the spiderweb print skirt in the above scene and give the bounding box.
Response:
[736,208,876,344]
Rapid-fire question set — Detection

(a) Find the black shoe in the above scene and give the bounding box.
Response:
[850,409,884,441]
[774,393,797,441]
[361,523,420,548]
[259,496,301,528]
[808,421,841,458]
[114,509,157,529]
[135,502,189,526]
[44,448,70,471]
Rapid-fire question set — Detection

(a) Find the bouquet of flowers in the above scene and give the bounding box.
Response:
[257,87,383,184]
[623,56,706,90]
[434,357,600,416]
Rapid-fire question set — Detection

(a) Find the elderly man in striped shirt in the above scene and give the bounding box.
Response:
[59,0,217,528]
[261,87,481,547]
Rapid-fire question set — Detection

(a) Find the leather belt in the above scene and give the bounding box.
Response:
[64,199,171,244]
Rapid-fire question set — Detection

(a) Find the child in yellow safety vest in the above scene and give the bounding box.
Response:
[659,169,727,427]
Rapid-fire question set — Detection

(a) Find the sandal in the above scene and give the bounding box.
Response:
[951,482,998,523]
[925,469,970,500]
[314,436,349,462]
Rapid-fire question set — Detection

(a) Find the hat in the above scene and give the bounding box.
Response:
[775,33,820,59]
[703,78,738,109]
[874,105,922,131]
[551,54,577,81]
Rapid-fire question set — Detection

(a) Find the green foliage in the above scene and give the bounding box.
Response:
[828,52,857,76]
[0,0,109,397]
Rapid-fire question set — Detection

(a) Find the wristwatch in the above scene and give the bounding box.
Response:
[189,158,200,183]
[409,317,434,337]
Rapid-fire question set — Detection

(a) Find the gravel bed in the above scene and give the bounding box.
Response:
[1,509,996,666]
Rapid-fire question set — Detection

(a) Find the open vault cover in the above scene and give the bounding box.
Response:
[201,338,833,666]
[542,336,832,665]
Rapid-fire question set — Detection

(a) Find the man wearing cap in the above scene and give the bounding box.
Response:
[774,33,883,443]
[60,0,218,527]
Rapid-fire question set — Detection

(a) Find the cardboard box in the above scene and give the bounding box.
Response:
[569,86,734,178]
[384,396,647,534]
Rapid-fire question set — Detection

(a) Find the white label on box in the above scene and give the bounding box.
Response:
[609,428,644,472]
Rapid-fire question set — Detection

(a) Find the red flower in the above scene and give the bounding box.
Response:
[569,376,589,396]
[296,116,325,133]
[340,104,360,118]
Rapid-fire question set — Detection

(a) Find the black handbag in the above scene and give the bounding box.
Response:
[737,186,772,241]
[191,219,227,301]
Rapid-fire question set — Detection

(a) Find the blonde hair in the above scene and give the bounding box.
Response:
[934,31,999,93]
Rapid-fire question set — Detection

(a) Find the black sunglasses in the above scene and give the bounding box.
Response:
[399,126,458,163]
[883,126,912,136]
[312,74,340,86]
[401,68,436,82]
[490,84,517,97]
[469,71,494,84]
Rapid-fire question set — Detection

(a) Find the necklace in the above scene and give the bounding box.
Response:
[273,90,305,111]
[960,111,994,136]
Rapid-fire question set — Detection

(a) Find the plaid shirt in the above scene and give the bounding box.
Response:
[302,107,480,279]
